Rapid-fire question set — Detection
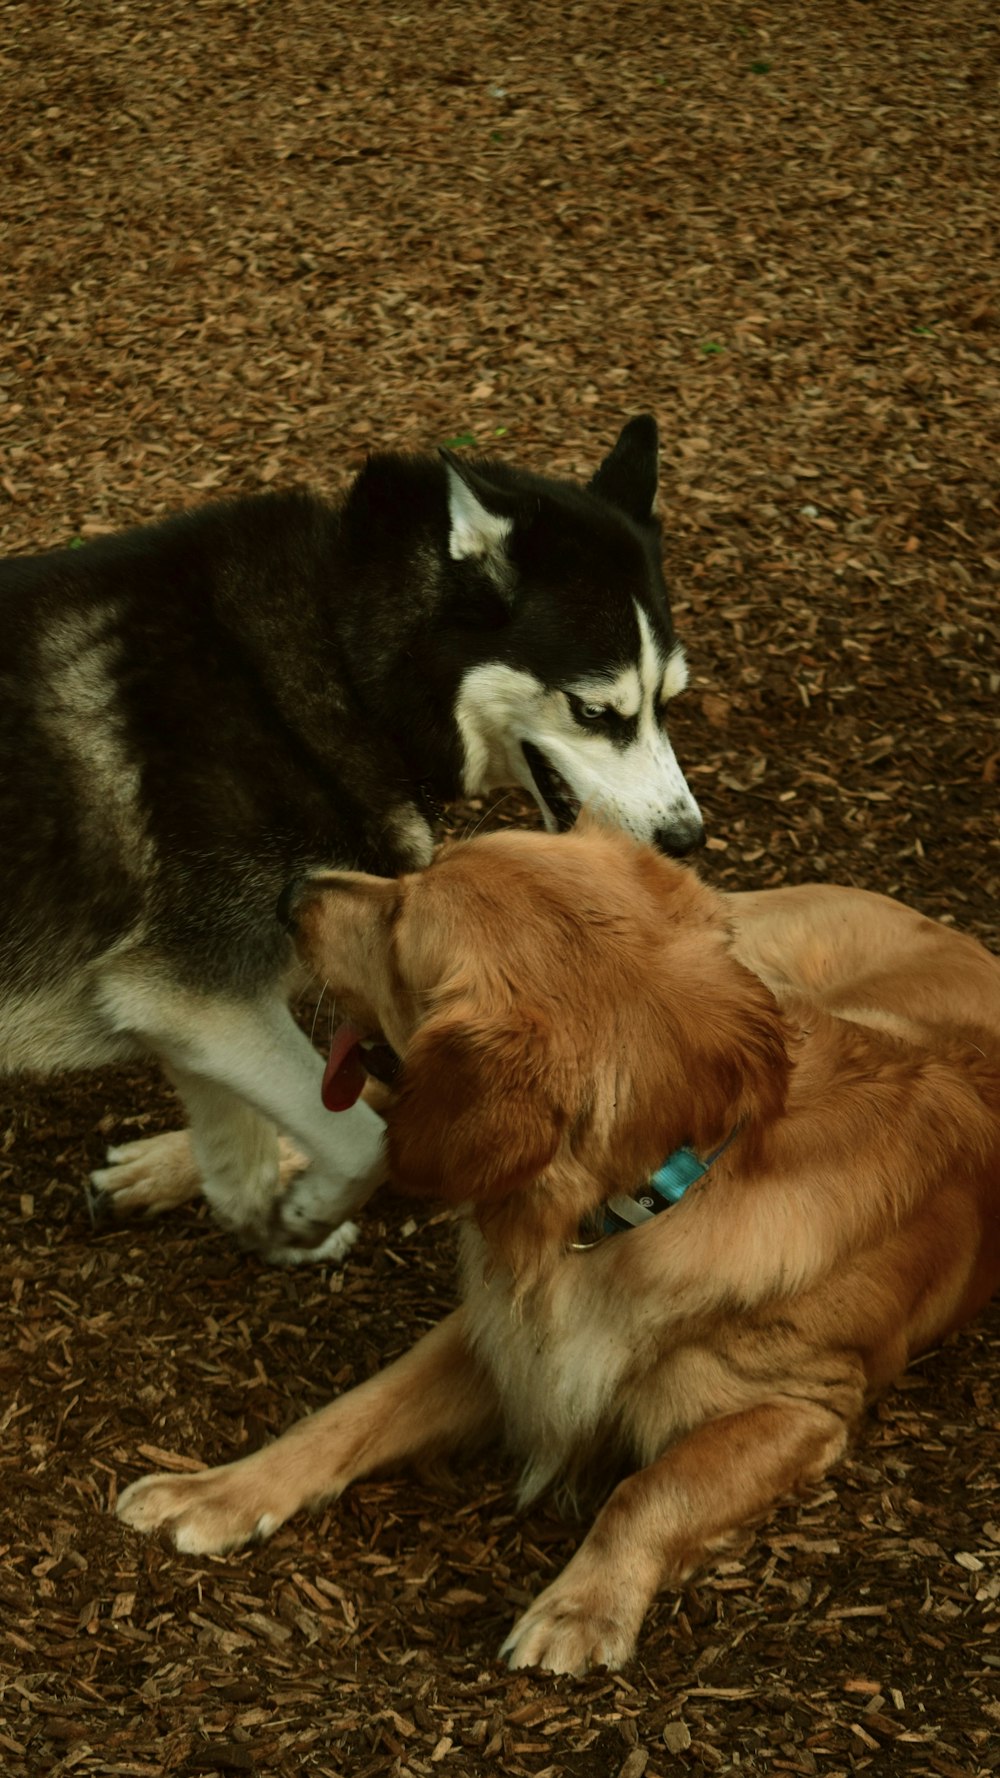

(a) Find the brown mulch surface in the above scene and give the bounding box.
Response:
[2,2,999,1774]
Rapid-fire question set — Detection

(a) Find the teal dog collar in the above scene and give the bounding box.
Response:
[572,1126,740,1250]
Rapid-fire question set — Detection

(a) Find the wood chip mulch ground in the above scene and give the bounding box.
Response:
[1,2,998,1774]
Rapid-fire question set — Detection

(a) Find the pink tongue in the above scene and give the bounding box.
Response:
[322,1021,367,1112]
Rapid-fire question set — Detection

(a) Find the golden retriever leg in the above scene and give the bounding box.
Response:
[90,1129,203,1216]
[503,1399,848,1676]
[90,1129,308,1220]
[117,1310,497,1554]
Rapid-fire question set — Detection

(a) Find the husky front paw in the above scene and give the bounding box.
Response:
[261,1218,361,1268]
[117,1464,285,1555]
[500,1579,641,1677]
[257,1154,382,1264]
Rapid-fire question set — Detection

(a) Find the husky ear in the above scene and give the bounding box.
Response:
[440,452,515,564]
[587,414,659,524]
[388,1007,565,1206]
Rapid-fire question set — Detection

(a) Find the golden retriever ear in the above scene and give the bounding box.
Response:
[387,1009,567,1205]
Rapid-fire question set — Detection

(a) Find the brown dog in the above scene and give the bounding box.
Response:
[118,825,1000,1675]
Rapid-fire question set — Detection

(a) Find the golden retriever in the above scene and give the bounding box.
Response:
[118,824,1000,1675]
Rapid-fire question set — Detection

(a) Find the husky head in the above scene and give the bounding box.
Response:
[444,417,704,857]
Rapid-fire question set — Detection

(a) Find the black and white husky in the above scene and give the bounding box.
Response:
[0,417,702,1262]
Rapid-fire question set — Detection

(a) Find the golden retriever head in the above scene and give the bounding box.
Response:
[291,822,789,1275]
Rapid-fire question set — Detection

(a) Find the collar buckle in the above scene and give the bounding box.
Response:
[571,1123,741,1252]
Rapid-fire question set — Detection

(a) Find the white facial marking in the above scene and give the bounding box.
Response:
[454,602,703,849]
[568,665,641,720]
[660,643,689,703]
[444,462,513,562]
[455,663,548,805]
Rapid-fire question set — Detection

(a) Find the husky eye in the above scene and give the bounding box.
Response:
[567,692,613,727]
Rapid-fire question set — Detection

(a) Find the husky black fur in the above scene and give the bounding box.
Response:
[0,419,701,1261]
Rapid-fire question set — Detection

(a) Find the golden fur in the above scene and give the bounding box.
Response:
[118,824,1000,1675]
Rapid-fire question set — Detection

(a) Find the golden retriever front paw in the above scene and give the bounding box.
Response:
[89,1130,202,1220]
[500,1580,640,1677]
[117,1465,283,1555]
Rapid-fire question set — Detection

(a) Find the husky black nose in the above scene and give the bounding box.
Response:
[276,875,308,933]
[654,819,706,860]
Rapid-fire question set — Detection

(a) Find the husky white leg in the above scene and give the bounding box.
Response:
[97,975,386,1259]
[156,1077,281,1236]
[161,1068,333,1258]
